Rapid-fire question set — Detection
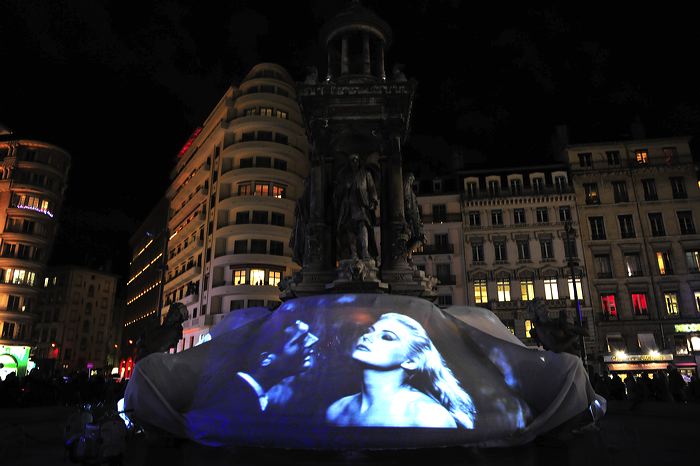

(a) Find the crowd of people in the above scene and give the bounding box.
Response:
[591,365,700,404]
[0,370,127,409]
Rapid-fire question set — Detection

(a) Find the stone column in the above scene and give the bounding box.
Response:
[380,132,410,272]
[341,37,349,75]
[363,34,371,75]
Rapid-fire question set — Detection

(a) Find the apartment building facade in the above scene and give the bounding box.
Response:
[460,165,594,351]
[0,139,70,379]
[35,266,118,374]
[567,137,700,376]
[162,63,308,350]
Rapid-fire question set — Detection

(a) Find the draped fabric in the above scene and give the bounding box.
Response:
[125,294,605,449]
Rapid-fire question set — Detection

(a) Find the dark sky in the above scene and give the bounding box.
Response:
[1,1,699,282]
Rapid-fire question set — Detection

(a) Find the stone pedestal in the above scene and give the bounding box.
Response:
[382,267,437,298]
[326,259,389,294]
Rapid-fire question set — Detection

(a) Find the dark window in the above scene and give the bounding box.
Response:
[437,295,453,306]
[671,177,687,199]
[510,179,522,195]
[241,132,255,142]
[494,241,507,261]
[554,176,567,192]
[274,133,289,144]
[468,211,481,226]
[270,241,284,256]
[578,153,592,167]
[559,206,571,222]
[466,182,478,197]
[540,239,553,259]
[434,234,449,247]
[233,240,248,254]
[565,237,577,258]
[618,215,636,238]
[235,211,250,224]
[251,211,268,224]
[589,217,606,240]
[663,147,678,164]
[678,211,696,234]
[432,204,447,222]
[230,300,245,311]
[606,150,620,165]
[642,179,658,201]
[514,209,526,224]
[250,239,267,254]
[536,208,549,223]
[273,159,287,171]
[260,85,275,93]
[256,156,271,168]
[648,213,665,236]
[491,210,503,226]
[624,253,643,277]
[533,178,544,193]
[594,254,612,278]
[517,240,530,260]
[488,180,500,196]
[258,131,273,141]
[270,212,285,226]
[239,157,253,168]
[472,243,484,262]
[612,182,629,203]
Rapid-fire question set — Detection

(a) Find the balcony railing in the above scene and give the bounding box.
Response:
[415,244,454,255]
[421,213,462,224]
[462,185,574,201]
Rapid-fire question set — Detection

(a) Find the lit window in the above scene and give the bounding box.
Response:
[250,269,265,286]
[238,183,252,195]
[567,277,583,300]
[520,279,535,301]
[474,279,488,304]
[601,294,617,320]
[664,292,679,315]
[544,278,559,300]
[525,320,534,338]
[584,183,599,204]
[497,279,511,302]
[255,183,270,196]
[268,271,281,287]
[632,293,648,316]
[272,184,286,199]
[233,270,246,285]
[656,251,673,275]
[635,149,648,164]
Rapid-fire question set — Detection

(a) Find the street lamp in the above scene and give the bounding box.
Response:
[564,220,588,368]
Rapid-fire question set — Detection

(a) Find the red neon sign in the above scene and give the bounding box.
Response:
[177,127,202,158]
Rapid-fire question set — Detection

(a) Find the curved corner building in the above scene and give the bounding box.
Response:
[163,63,309,349]
[0,139,70,379]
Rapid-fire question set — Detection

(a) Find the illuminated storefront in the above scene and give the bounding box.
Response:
[672,323,700,377]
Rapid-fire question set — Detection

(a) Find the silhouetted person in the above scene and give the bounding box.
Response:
[667,365,687,403]
[653,370,673,402]
[610,373,626,400]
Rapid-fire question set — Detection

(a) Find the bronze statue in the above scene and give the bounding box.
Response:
[527,298,588,356]
[403,172,426,264]
[135,302,189,361]
[333,153,379,261]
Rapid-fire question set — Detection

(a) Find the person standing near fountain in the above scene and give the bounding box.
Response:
[326,313,475,429]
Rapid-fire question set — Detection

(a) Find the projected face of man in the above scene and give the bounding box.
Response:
[352,318,417,371]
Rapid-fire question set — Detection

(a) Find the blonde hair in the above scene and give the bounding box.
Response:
[377,313,476,429]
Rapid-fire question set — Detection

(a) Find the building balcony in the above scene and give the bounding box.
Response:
[167,239,204,267]
[164,265,201,292]
[462,185,574,201]
[421,213,462,224]
[415,244,454,255]
[183,314,214,329]
[170,163,210,205]
[179,292,199,306]
[171,210,206,241]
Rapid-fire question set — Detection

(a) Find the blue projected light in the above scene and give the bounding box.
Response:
[125,294,604,449]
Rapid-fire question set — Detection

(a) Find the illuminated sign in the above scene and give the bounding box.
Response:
[603,353,673,363]
[0,345,30,378]
[608,363,670,371]
[177,127,203,158]
[675,323,700,333]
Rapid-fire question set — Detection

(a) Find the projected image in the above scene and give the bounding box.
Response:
[326,313,475,428]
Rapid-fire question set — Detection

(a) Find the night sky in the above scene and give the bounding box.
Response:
[1,1,699,287]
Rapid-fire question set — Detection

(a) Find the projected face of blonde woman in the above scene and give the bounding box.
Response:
[352,319,415,370]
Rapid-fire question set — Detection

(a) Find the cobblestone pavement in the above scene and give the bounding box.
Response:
[1,402,697,466]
